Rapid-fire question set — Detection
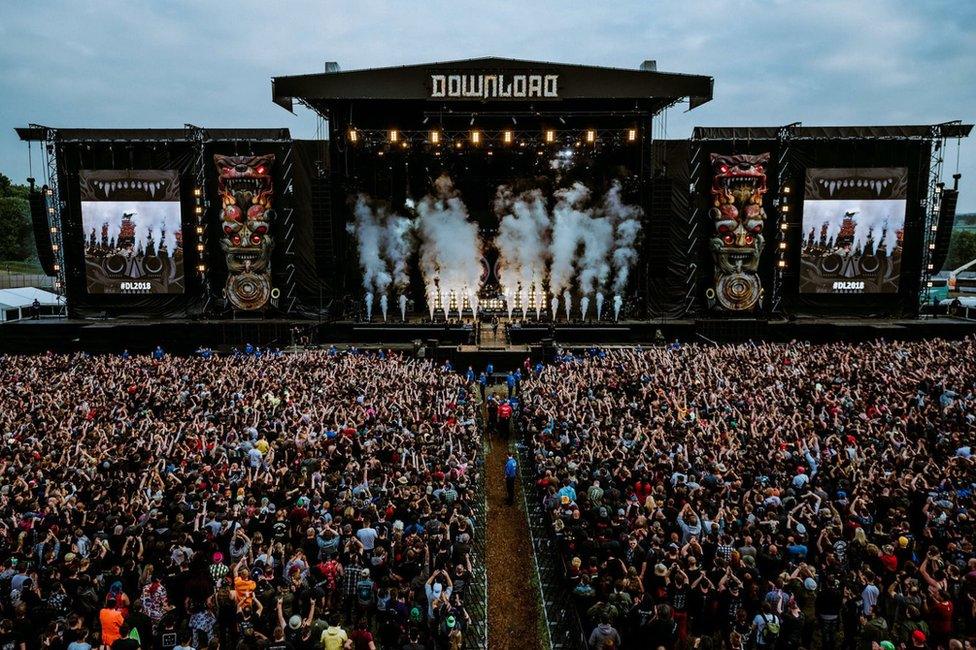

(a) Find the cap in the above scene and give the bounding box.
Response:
[446,616,456,628]
[288,615,302,630]
[803,578,817,591]
[912,630,926,643]
[410,606,422,622]
[898,536,909,548]
[880,642,895,650]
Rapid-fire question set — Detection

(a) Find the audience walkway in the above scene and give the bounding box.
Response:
[485,387,543,650]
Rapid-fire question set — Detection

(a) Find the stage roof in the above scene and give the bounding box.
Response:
[272,56,714,116]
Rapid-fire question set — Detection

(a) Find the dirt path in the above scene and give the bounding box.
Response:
[485,406,543,649]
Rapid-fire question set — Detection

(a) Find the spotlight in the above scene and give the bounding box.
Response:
[400,141,408,149]
[544,129,555,143]
[455,141,462,149]
[348,129,358,143]
[48,207,55,215]
[52,244,59,251]
[781,205,789,213]
[777,260,786,268]
[585,130,596,143]
[927,281,933,287]
[931,224,938,232]
[929,242,936,250]
[44,187,53,196]
[49,226,57,234]
[430,130,441,144]
[193,187,202,197]
[780,222,788,231]
[53,264,60,272]
[627,128,638,142]
[470,130,481,145]
[196,226,204,235]
[196,243,205,252]
[783,186,791,194]
[503,130,513,144]
[927,263,934,270]
[389,129,399,143]
[197,264,207,272]
[779,242,787,250]
[195,206,203,215]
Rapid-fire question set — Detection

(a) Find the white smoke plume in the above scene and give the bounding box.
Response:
[416,175,483,316]
[549,183,590,296]
[347,194,416,301]
[493,186,551,312]
[602,180,643,294]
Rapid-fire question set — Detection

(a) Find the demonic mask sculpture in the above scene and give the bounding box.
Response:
[709,152,770,311]
[215,154,275,310]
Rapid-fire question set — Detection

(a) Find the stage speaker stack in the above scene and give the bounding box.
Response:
[930,174,961,273]
[29,186,57,276]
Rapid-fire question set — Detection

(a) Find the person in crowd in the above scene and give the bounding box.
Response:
[0,349,481,650]
[520,338,976,649]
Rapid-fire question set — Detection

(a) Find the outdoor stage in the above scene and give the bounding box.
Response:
[3,314,975,356]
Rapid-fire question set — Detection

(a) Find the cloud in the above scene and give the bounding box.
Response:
[0,0,973,209]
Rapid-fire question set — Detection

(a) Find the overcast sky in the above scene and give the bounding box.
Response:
[1,0,973,209]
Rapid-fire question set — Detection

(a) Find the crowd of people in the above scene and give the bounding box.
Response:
[519,339,976,649]
[0,349,483,650]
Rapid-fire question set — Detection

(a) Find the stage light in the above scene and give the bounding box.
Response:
[195,206,203,215]
[929,242,936,250]
[780,222,788,231]
[627,128,638,142]
[196,243,205,252]
[777,260,787,268]
[430,130,441,144]
[389,129,399,143]
[783,186,791,194]
[470,130,481,145]
[377,151,385,157]
[53,264,60,272]
[503,130,513,144]
[455,141,462,149]
[197,264,206,272]
[781,205,789,213]
[193,187,202,197]
[348,129,358,143]
[196,226,204,235]
[544,129,555,143]
[48,207,55,215]
[400,141,408,149]
[927,281,933,287]
[49,226,57,234]
[44,187,53,197]
[586,130,596,143]
[779,242,787,250]
[927,263,934,270]
[51,244,59,251]
[931,224,938,232]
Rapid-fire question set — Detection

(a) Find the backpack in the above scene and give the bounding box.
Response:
[759,614,780,645]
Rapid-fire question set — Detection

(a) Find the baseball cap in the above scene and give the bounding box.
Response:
[288,615,302,630]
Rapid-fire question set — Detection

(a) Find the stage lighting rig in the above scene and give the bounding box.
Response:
[430,130,441,144]
[348,128,358,143]
[627,128,638,142]
[544,129,555,143]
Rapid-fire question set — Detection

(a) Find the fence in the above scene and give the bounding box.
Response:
[463,383,489,649]
[516,439,587,650]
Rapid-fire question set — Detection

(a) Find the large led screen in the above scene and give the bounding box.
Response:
[80,170,184,294]
[799,167,907,294]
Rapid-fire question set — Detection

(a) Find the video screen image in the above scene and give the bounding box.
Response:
[799,167,908,294]
[79,170,185,294]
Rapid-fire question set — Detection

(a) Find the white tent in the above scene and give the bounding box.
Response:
[0,287,62,322]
